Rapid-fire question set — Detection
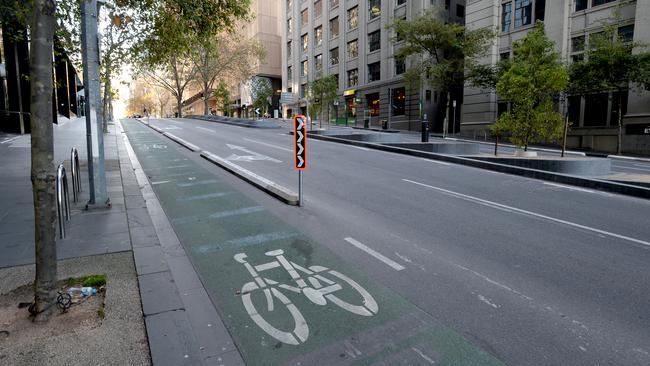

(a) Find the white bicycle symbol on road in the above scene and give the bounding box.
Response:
[234,249,379,345]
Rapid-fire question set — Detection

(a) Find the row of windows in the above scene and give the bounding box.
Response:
[575,0,617,12]
[289,0,393,35]
[569,24,634,62]
[292,28,383,60]
[289,58,406,87]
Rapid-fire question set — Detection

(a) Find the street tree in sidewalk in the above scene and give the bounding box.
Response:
[213,81,232,116]
[568,18,650,154]
[136,0,252,118]
[29,0,58,322]
[493,22,568,151]
[191,33,265,116]
[388,8,493,130]
[250,76,273,118]
[308,75,338,127]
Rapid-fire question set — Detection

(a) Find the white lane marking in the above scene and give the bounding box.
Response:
[411,347,436,364]
[403,179,650,248]
[543,182,595,194]
[454,263,533,301]
[477,294,500,309]
[151,180,171,185]
[1,136,21,144]
[394,252,412,263]
[195,126,216,133]
[243,138,293,152]
[344,237,405,271]
[422,159,451,166]
[348,145,370,151]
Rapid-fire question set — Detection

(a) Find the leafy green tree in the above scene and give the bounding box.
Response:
[308,75,338,127]
[389,8,494,129]
[569,19,650,154]
[213,81,231,116]
[494,22,568,151]
[250,77,273,117]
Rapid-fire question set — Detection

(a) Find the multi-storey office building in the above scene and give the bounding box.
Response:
[463,0,650,154]
[282,0,466,130]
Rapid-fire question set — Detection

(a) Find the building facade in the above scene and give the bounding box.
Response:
[463,0,650,154]
[282,0,466,131]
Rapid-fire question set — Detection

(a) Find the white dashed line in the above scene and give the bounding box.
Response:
[344,237,405,271]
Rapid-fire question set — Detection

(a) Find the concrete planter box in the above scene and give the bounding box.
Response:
[384,142,480,155]
[333,133,402,143]
[473,156,611,176]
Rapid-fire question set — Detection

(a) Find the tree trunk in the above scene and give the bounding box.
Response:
[176,95,183,118]
[203,83,209,115]
[30,0,58,322]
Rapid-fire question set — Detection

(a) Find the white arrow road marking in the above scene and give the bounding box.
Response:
[226,144,281,163]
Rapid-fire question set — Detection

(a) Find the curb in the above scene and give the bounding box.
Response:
[200,150,299,205]
[162,132,200,152]
[308,134,650,199]
[189,116,281,129]
[607,155,650,163]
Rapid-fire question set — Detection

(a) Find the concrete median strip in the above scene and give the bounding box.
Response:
[200,150,299,205]
[162,132,201,152]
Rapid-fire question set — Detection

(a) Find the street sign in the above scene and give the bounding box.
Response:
[294,115,307,170]
[255,108,261,116]
[280,92,297,104]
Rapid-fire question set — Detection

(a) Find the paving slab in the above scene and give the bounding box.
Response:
[145,309,203,366]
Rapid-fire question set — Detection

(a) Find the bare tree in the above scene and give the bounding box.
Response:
[30,0,58,322]
[139,54,196,117]
[192,33,265,115]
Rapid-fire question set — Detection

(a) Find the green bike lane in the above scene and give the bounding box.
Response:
[122,119,502,366]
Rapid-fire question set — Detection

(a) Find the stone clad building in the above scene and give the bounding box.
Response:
[282,0,466,131]
[463,0,650,154]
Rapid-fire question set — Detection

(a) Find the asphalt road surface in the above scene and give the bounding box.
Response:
[133,117,650,365]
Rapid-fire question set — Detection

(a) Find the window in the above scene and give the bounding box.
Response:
[575,0,587,11]
[392,87,405,116]
[347,6,359,29]
[397,0,406,5]
[368,61,380,82]
[571,36,585,52]
[301,60,309,76]
[571,54,584,63]
[288,18,293,33]
[592,0,615,6]
[301,34,309,52]
[330,47,339,65]
[367,93,380,116]
[368,30,381,52]
[347,69,358,87]
[330,0,339,9]
[619,25,634,43]
[330,17,339,38]
[315,26,323,46]
[287,66,293,81]
[347,39,358,58]
[287,41,292,58]
[301,9,308,26]
[369,0,381,20]
[534,0,545,22]
[502,3,512,32]
[499,51,510,61]
[456,4,465,17]
[395,58,405,75]
[514,0,532,28]
[445,0,450,9]
[300,83,307,98]
[315,0,322,18]
[315,54,323,72]
[333,74,339,87]
[584,93,608,126]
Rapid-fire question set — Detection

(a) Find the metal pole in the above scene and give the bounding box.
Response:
[13,43,25,135]
[81,0,109,206]
[561,113,569,158]
[298,170,303,207]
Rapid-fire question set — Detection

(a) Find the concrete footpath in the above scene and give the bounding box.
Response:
[0,118,240,365]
